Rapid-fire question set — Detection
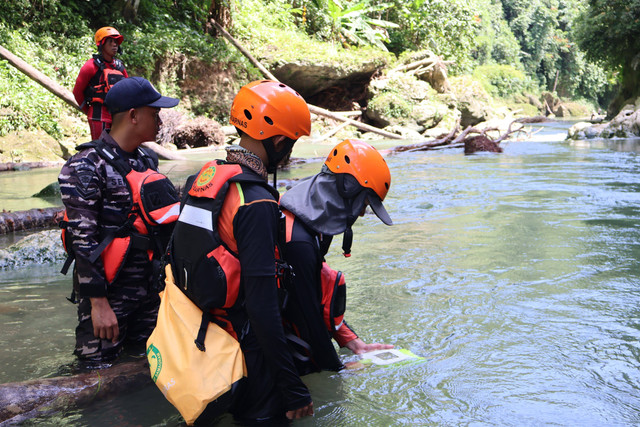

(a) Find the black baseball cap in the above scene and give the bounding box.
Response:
[105,76,179,114]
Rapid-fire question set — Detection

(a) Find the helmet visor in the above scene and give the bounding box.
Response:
[367,192,392,226]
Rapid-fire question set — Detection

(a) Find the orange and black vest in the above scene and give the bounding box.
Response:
[168,160,280,349]
[279,210,351,372]
[61,140,180,289]
[84,55,126,105]
[283,211,347,334]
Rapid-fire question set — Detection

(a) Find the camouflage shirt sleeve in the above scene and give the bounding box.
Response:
[58,150,108,297]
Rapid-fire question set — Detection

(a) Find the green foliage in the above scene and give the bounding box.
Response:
[235,0,392,67]
[384,0,477,72]
[573,0,640,112]
[489,0,615,105]
[574,0,640,70]
[0,23,89,138]
[119,22,233,79]
[235,0,301,39]
[0,0,97,37]
[0,0,241,139]
[0,59,64,138]
[473,64,532,98]
[298,0,399,50]
[470,0,522,66]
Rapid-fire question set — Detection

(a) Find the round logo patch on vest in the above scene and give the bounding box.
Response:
[146,343,162,383]
[194,165,216,190]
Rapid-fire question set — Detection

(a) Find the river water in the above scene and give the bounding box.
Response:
[1,123,640,426]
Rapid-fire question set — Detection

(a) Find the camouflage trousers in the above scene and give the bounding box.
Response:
[74,288,160,363]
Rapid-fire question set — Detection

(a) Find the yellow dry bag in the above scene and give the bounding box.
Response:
[146,265,246,425]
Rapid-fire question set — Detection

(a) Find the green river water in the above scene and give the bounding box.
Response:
[1,122,640,425]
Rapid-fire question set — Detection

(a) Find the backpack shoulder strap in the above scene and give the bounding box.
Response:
[113,58,125,71]
[77,139,128,175]
[228,165,280,200]
[91,54,106,75]
[75,140,98,152]
[137,146,158,170]
[181,174,198,210]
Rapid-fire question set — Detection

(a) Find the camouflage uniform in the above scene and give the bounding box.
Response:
[59,130,160,362]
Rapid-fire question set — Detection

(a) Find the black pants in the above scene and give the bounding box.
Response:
[74,287,160,362]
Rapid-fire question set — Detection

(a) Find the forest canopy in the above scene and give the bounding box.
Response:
[0,0,635,138]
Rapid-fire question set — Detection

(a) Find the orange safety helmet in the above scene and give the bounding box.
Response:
[229,80,311,141]
[324,139,391,201]
[95,27,124,48]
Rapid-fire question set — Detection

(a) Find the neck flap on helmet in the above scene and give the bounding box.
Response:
[280,166,368,257]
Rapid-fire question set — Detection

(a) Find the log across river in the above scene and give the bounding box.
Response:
[0,360,149,425]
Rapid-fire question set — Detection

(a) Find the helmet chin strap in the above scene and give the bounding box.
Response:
[335,173,361,257]
[342,223,353,257]
[264,137,295,189]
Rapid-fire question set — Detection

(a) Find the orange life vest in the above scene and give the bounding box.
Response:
[61,140,180,289]
[168,160,281,348]
[283,210,347,335]
[84,55,126,104]
[320,262,347,331]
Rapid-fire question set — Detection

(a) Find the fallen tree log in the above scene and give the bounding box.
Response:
[388,53,454,94]
[1,175,198,234]
[386,119,528,154]
[309,105,404,139]
[386,120,460,153]
[0,360,150,424]
[0,44,79,111]
[0,207,63,234]
[389,57,440,74]
[141,141,185,161]
[210,20,403,140]
[0,161,64,172]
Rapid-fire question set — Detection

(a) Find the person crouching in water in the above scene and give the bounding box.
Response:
[168,80,314,423]
[279,139,394,374]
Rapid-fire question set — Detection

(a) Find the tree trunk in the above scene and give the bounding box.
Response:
[0,161,64,172]
[607,61,640,119]
[0,207,63,234]
[0,360,150,424]
[207,0,233,35]
[122,0,141,22]
[0,44,80,111]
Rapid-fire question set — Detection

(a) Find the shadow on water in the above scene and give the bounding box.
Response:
[3,126,640,425]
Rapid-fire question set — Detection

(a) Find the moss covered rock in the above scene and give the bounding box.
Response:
[0,230,65,269]
[365,73,451,132]
[0,130,66,162]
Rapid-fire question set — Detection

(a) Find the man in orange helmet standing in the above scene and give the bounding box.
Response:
[167,80,314,423]
[73,26,128,140]
[279,139,394,374]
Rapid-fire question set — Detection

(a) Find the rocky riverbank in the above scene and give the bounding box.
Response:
[568,98,640,140]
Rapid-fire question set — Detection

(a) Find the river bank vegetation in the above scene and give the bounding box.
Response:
[0,0,633,162]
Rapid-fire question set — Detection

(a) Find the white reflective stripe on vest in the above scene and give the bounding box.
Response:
[178,204,212,231]
[155,203,180,224]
